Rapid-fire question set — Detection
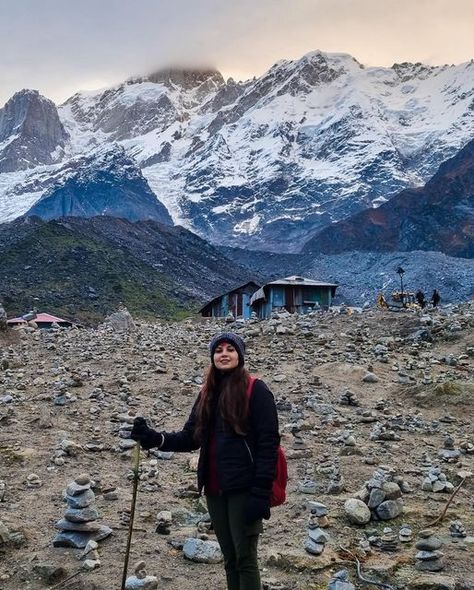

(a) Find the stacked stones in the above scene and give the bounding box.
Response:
[339,390,359,406]
[370,422,401,442]
[420,452,432,468]
[337,431,357,451]
[415,530,445,572]
[116,413,137,452]
[53,474,112,549]
[304,502,330,556]
[156,510,172,535]
[298,462,317,494]
[125,560,158,590]
[355,467,407,522]
[399,524,413,543]
[26,473,42,489]
[449,520,467,538]
[421,466,454,493]
[438,435,461,462]
[327,464,345,494]
[379,527,398,552]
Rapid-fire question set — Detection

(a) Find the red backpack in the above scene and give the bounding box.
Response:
[246,376,288,507]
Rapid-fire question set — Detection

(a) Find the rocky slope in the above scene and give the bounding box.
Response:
[303,137,474,258]
[0,216,261,324]
[0,305,473,590]
[223,247,474,306]
[1,53,474,251]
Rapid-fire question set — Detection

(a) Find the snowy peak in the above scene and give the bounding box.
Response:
[391,61,439,82]
[61,68,226,142]
[144,67,225,91]
[0,89,68,172]
[25,145,173,224]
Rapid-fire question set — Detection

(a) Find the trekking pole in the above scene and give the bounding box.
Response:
[121,441,141,590]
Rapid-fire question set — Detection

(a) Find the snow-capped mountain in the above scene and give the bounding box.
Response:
[1,51,474,251]
[303,137,474,258]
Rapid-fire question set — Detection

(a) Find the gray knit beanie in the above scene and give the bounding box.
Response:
[209,332,245,367]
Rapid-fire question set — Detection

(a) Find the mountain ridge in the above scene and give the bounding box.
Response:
[302,137,474,258]
[0,215,262,324]
[1,51,474,251]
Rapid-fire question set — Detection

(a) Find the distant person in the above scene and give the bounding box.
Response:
[377,292,388,308]
[415,290,426,309]
[431,289,441,308]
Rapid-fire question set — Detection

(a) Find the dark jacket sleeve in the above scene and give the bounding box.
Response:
[249,379,280,488]
[159,395,201,452]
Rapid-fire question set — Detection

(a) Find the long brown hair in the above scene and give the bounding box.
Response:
[194,365,250,443]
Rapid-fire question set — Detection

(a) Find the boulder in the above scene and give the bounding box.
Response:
[183,538,223,563]
[376,499,403,520]
[344,499,371,525]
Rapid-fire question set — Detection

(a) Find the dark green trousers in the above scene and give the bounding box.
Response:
[206,492,263,590]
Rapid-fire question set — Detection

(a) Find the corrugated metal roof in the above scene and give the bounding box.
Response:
[249,286,266,305]
[198,281,260,313]
[266,275,338,287]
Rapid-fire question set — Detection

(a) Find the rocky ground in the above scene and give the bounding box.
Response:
[0,303,473,590]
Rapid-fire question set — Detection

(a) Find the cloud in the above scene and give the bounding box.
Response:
[0,0,473,105]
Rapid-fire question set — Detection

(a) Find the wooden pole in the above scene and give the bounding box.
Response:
[427,476,467,527]
[121,442,141,590]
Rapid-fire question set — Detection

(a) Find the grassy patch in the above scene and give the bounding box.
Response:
[411,380,474,406]
[0,221,200,325]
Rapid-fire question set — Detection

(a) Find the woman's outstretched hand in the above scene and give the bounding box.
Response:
[130,417,163,450]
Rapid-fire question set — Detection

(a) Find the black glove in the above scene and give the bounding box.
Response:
[130,417,163,450]
[245,488,271,524]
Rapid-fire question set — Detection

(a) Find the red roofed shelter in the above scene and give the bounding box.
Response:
[7,313,74,329]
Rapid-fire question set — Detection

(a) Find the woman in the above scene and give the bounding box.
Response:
[131,331,280,590]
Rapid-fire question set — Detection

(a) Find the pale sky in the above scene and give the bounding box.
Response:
[0,0,473,106]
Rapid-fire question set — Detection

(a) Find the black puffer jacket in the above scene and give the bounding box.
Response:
[160,378,280,494]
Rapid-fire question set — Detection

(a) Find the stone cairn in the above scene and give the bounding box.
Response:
[438,434,461,462]
[156,510,172,535]
[365,523,412,552]
[53,474,112,549]
[414,530,445,572]
[399,524,413,543]
[345,467,408,524]
[304,501,330,556]
[327,463,345,494]
[379,527,399,552]
[449,520,467,539]
[125,560,158,590]
[339,389,359,406]
[421,466,454,493]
